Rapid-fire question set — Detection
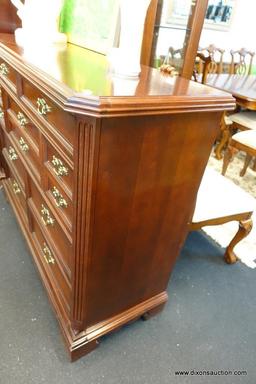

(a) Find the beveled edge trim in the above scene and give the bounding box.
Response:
[0,43,236,117]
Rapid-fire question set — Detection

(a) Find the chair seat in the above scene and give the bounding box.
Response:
[231,130,256,150]
[192,167,255,223]
[224,115,233,125]
[229,111,256,129]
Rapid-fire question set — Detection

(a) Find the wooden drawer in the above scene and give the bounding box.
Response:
[0,104,4,122]
[0,60,17,92]
[29,179,72,275]
[0,87,3,107]
[0,88,4,122]
[22,79,75,146]
[45,171,73,232]
[7,97,40,148]
[45,140,73,198]
[9,122,40,183]
[30,210,71,314]
[2,134,27,191]
[5,171,28,223]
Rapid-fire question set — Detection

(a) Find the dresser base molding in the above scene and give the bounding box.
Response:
[2,179,168,361]
[68,292,167,361]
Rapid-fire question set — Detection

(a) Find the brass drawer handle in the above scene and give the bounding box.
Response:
[37,98,51,115]
[41,204,55,226]
[17,112,28,127]
[52,187,68,208]
[51,156,69,177]
[19,137,29,152]
[43,243,55,264]
[12,180,21,194]
[0,106,4,118]
[8,146,18,161]
[0,63,9,76]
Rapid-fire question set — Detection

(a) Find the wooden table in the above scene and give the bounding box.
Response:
[206,74,256,110]
[205,74,256,159]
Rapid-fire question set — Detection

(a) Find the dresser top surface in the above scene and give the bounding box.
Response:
[0,34,235,116]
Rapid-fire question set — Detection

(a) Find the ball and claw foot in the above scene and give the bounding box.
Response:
[224,217,253,264]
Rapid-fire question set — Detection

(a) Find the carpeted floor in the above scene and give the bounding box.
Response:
[0,190,256,383]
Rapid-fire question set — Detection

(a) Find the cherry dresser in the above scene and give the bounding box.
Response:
[0,34,235,361]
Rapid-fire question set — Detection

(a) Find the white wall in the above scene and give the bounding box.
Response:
[199,0,256,52]
[156,0,256,62]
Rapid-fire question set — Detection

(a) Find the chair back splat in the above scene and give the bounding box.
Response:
[193,52,212,84]
[198,44,225,74]
[230,48,255,75]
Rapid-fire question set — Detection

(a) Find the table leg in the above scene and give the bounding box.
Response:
[224,217,253,264]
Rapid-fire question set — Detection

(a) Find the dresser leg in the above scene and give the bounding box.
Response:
[141,302,166,321]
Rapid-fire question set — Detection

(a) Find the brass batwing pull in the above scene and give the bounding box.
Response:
[37,98,51,115]
[19,137,29,152]
[17,112,28,127]
[43,243,55,264]
[41,204,55,226]
[51,156,69,177]
[52,187,68,208]
[0,107,4,118]
[0,63,9,76]
[8,146,18,161]
[12,180,21,194]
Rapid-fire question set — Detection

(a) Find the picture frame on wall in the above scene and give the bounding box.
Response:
[204,0,236,31]
[163,0,236,31]
[60,0,120,54]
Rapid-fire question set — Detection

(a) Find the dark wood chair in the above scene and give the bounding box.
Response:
[214,48,256,160]
[190,167,254,264]
[230,48,255,75]
[159,47,183,74]
[198,44,225,74]
[222,129,256,177]
[193,52,212,84]
[168,47,183,68]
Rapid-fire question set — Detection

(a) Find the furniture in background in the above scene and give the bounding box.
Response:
[193,52,212,84]
[190,167,254,264]
[0,0,20,34]
[198,44,225,74]
[0,33,234,361]
[230,48,255,75]
[167,47,183,69]
[205,74,256,159]
[141,0,209,80]
[222,130,256,177]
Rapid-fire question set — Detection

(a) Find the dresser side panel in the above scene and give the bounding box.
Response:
[85,112,221,326]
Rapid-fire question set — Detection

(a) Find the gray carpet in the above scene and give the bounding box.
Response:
[0,189,256,384]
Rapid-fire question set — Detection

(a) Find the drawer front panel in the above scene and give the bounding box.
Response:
[3,134,27,191]
[31,212,71,313]
[30,179,72,274]
[45,172,73,232]
[45,141,73,198]
[6,173,28,223]
[0,60,17,92]
[22,80,75,146]
[9,124,40,182]
[7,98,40,148]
